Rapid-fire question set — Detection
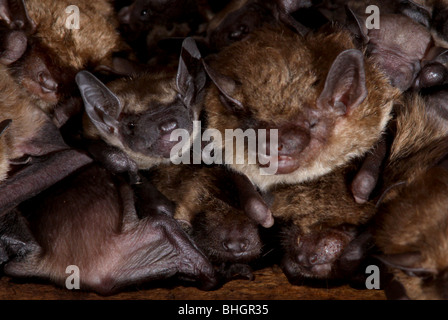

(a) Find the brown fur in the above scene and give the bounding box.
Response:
[82,67,202,170]
[9,0,128,112]
[204,25,399,191]
[271,164,376,232]
[375,167,448,300]
[0,65,49,181]
[374,92,448,299]
[150,164,262,264]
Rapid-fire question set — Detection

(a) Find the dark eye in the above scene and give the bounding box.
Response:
[141,9,148,16]
[128,122,136,131]
[309,119,318,129]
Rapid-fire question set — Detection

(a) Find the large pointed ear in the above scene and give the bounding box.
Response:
[274,0,310,36]
[75,71,122,137]
[398,0,431,28]
[345,6,369,46]
[375,252,436,278]
[317,49,367,116]
[176,37,207,107]
[202,59,244,112]
[0,119,12,137]
[0,0,36,33]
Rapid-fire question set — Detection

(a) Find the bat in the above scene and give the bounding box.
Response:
[148,164,264,281]
[205,0,313,53]
[1,0,130,114]
[270,164,377,281]
[372,87,448,300]
[0,66,92,215]
[76,37,206,179]
[375,165,448,300]
[2,163,217,295]
[345,3,433,91]
[117,0,211,64]
[202,24,400,192]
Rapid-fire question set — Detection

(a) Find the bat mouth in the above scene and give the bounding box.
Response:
[259,155,301,175]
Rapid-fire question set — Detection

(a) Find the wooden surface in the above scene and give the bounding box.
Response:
[0,265,385,300]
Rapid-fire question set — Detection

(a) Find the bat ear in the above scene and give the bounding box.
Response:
[202,60,244,113]
[375,251,435,278]
[176,37,207,107]
[345,6,369,46]
[274,0,310,36]
[0,30,27,65]
[317,49,367,116]
[0,119,12,137]
[398,0,431,28]
[0,0,36,32]
[76,70,122,137]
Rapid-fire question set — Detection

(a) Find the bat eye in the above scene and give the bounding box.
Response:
[309,119,318,129]
[128,122,136,131]
[141,9,150,17]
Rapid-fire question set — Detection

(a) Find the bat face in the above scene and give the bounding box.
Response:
[206,0,276,52]
[78,38,206,170]
[118,0,197,33]
[191,204,262,265]
[1,0,126,112]
[204,26,397,191]
[281,224,358,280]
[376,166,448,300]
[271,165,376,281]
[346,9,433,92]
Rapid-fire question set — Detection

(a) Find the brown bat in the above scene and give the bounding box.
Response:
[0,0,129,114]
[77,38,206,180]
[373,89,448,299]
[117,0,211,64]
[270,163,377,281]
[202,24,399,194]
[0,65,92,214]
[1,163,217,295]
[204,0,313,53]
[148,164,263,281]
[345,3,433,91]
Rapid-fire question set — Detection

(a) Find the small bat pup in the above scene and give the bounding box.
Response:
[147,164,264,282]
[270,163,377,282]
[77,37,206,182]
[202,24,399,193]
[0,0,130,116]
[1,163,217,295]
[373,89,448,300]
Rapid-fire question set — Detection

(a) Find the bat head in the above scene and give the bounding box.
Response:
[205,0,311,53]
[346,8,432,92]
[118,0,197,33]
[281,223,358,280]
[376,166,448,300]
[191,207,262,265]
[204,26,397,191]
[206,0,276,53]
[1,0,126,112]
[77,38,206,169]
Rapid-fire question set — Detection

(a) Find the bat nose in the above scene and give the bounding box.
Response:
[277,127,310,156]
[222,238,250,255]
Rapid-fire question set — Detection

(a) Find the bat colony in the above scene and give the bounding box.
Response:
[0,0,448,300]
